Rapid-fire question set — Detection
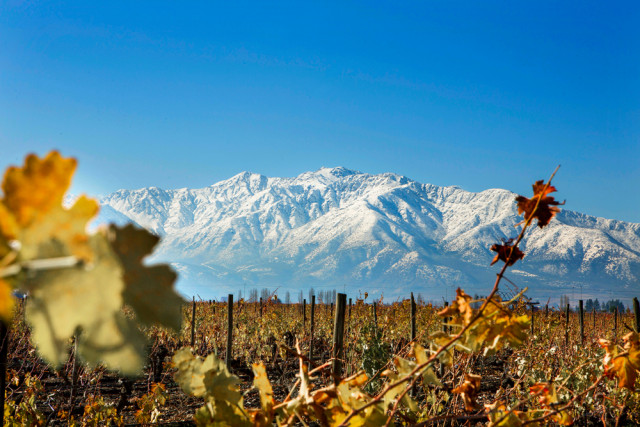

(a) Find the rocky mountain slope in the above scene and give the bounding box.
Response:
[97,167,640,301]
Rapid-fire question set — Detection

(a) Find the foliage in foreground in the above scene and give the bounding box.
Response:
[0,151,185,374]
[0,152,638,426]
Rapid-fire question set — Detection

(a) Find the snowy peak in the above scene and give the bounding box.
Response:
[294,166,361,184]
[218,171,269,194]
[99,168,640,300]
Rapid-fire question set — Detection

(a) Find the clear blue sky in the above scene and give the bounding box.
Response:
[1,1,638,222]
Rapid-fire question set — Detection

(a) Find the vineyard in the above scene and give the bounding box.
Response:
[3,295,640,425]
[0,152,639,426]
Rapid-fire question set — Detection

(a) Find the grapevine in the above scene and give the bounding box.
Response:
[0,152,637,425]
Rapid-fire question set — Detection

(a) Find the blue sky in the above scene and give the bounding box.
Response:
[1,1,638,222]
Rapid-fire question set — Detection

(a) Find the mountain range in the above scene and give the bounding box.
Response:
[94,167,640,303]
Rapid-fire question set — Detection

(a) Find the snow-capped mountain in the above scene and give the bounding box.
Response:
[98,167,640,302]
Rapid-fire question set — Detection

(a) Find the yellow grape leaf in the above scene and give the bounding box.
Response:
[322,371,385,427]
[486,401,525,427]
[347,371,368,388]
[623,332,640,374]
[203,361,244,411]
[2,151,76,226]
[613,332,640,390]
[329,381,386,427]
[0,202,17,258]
[201,399,250,427]
[438,288,474,325]
[107,224,184,331]
[194,397,217,426]
[380,361,419,413]
[0,152,99,262]
[25,233,124,366]
[251,362,274,424]
[429,331,454,366]
[599,338,616,369]
[173,347,218,397]
[435,290,530,357]
[529,383,573,425]
[392,355,426,413]
[18,193,98,261]
[173,347,250,426]
[484,313,530,355]
[413,343,442,386]
[612,356,636,390]
[78,311,147,376]
[0,279,14,323]
[600,333,640,391]
[24,232,146,374]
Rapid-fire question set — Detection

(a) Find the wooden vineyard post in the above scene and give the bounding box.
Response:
[226,294,234,368]
[372,302,378,335]
[332,293,347,384]
[260,297,263,318]
[410,292,417,397]
[545,304,549,318]
[565,304,570,346]
[633,297,640,332]
[440,301,448,378]
[347,298,352,338]
[303,299,306,330]
[444,301,449,334]
[410,292,416,342]
[614,307,618,339]
[191,296,196,348]
[579,300,584,344]
[69,335,79,406]
[593,307,596,331]
[331,302,334,317]
[309,295,315,367]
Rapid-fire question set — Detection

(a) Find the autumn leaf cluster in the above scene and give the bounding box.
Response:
[0,151,184,374]
[490,177,563,268]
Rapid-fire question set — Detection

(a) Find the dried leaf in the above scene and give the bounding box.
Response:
[529,383,573,425]
[438,288,474,325]
[515,179,564,228]
[490,241,525,266]
[599,333,640,390]
[250,363,273,426]
[452,373,481,411]
[486,401,525,426]
[433,292,530,357]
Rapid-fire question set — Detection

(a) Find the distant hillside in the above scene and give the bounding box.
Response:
[97,167,640,302]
